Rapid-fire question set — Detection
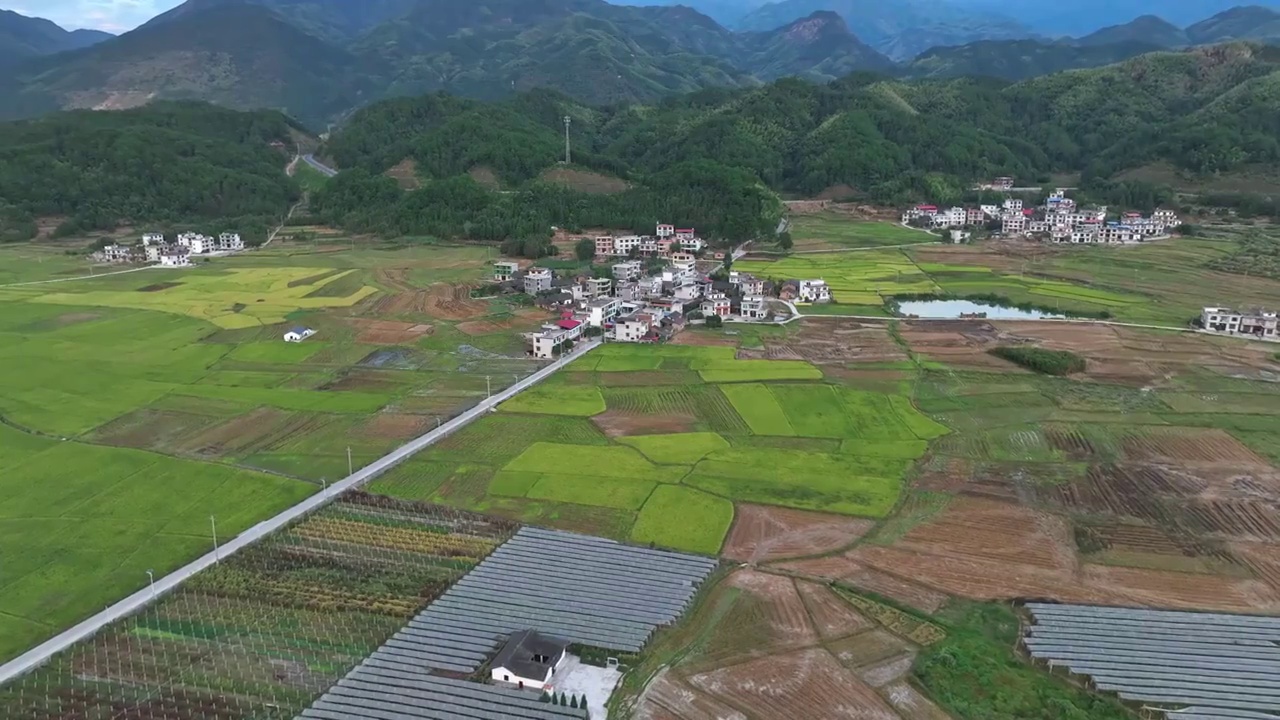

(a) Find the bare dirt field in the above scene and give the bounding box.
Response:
[688,648,900,720]
[591,411,696,438]
[847,493,1280,613]
[349,318,433,344]
[356,413,429,441]
[745,319,908,365]
[632,669,747,720]
[723,571,817,651]
[883,682,952,720]
[776,555,950,614]
[670,331,739,347]
[456,310,546,336]
[722,505,874,563]
[796,581,871,639]
[384,158,421,190]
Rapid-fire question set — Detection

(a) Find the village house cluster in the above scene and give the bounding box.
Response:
[903,187,1181,245]
[1201,306,1279,341]
[93,231,246,267]
[498,224,827,358]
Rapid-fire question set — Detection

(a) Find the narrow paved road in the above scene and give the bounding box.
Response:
[0,340,601,683]
[303,154,338,177]
[0,266,155,289]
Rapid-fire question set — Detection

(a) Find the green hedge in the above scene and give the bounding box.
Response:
[989,346,1085,375]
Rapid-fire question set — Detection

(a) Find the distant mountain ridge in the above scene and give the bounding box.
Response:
[737,0,1034,60]
[907,5,1280,80]
[0,9,112,66]
[0,0,895,125]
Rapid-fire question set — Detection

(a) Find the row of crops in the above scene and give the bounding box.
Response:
[0,493,516,720]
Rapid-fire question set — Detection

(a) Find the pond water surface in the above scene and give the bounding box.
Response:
[896,299,1065,320]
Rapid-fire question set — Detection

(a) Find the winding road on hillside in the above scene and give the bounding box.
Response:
[303,154,338,177]
[0,339,602,684]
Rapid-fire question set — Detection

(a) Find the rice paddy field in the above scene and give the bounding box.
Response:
[783,213,938,251]
[0,233,549,662]
[370,342,949,555]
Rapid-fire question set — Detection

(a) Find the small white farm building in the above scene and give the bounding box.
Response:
[283,327,316,343]
[489,630,569,691]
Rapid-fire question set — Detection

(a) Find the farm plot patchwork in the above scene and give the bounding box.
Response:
[735,249,1148,320]
[374,343,944,554]
[0,494,515,720]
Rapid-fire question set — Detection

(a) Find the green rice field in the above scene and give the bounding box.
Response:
[0,234,549,662]
[370,343,947,554]
[784,213,939,251]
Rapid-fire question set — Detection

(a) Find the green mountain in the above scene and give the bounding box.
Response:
[737,0,1033,60]
[308,41,1280,243]
[907,39,1164,80]
[1,4,381,127]
[0,9,112,66]
[1076,15,1188,48]
[1187,5,1280,43]
[0,0,899,125]
[0,101,300,241]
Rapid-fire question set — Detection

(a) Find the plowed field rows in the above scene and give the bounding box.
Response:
[635,670,747,720]
[724,571,816,649]
[776,555,949,613]
[722,505,873,562]
[894,497,1074,573]
[796,581,870,639]
[1121,429,1268,465]
[689,648,900,720]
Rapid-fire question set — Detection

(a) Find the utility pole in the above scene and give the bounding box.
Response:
[210,515,219,562]
[486,376,492,399]
[146,569,156,599]
[563,116,572,165]
[347,446,353,476]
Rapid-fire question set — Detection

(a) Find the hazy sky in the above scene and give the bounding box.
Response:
[4,0,182,32]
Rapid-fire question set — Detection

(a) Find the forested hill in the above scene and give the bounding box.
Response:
[0,102,301,242]
[308,43,1280,243]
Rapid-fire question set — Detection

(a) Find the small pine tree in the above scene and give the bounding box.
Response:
[540,691,551,703]
[570,695,579,709]
[559,692,568,706]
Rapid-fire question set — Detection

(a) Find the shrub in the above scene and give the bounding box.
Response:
[989,346,1085,375]
[705,314,723,328]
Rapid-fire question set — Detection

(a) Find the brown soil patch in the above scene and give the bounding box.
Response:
[425,283,488,320]
[357,413,429,441]
[688,648,899,720]
[468,165,500,189]
[634,669,747,720]
[827,629,913,670]
[776,555,949,614]
[349,318,433,344]
[858,654,917,688]
[384,158,420,190]
[363,281,487,321]
[456,308,546,337]
[1120,428,1269,466]
[795,581,870,639]
[87,409,218,452]
[176,408,334,457]
[591,410,696,438]
[137,282,181,293]
[848,495,1280,612]
[540,166,630,194]
[669,331,739,347]
[723,570,817,650]
[755,319,907,365]
[722,505,873,563]
[1233,541,1280,590]
[883,681,952,720]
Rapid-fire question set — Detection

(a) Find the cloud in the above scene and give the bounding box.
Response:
[4,0,184,32]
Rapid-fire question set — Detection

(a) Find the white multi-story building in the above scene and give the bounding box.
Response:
[586,296,622,327]
[614,314,655,342]
[142,232,165,246]
[1002,215,1028,234]
[1003,199,1023,214]
[494,261,520,282]
[218,232,244,251]
[740,295,767,320]
[177,232,209,254]
[523,268,553,295]
[613,260,643,281]
[614,235,642,256]
[159,250,191,267]
[797,279,830,303]
[145,244,165,262]
[1202,307,1278,340]
[595,236,615,257]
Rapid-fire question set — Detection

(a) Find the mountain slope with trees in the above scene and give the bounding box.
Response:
[304,42,1280,245]
[0,102,301,242]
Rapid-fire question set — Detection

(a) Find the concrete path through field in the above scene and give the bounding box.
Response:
[0,339,601,684]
